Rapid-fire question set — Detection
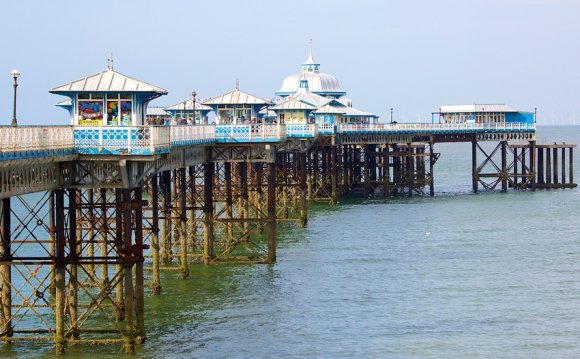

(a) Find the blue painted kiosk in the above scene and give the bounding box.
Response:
[50,65,168,155]
[203,83,271,125]
[50,64,167,126]
[432,104,535,125]
[165,97,213,125]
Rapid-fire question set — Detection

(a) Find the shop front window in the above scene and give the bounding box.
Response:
[78,101,103,125]
[121,101,132,125]
[105,94,132,125]
[107,100,119,125]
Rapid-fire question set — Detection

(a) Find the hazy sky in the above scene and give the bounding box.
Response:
[1,0,578,125]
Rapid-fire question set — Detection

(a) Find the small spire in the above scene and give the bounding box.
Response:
[235,79,240,91]
[107,53,114,70]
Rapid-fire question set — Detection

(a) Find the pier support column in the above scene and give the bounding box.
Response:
[114,189,125,322]
[546,148,552,187]
[134,187,145,344]
[239,162,250,241]
[471,141,478,193]
[0,198,12,343]
[150,175,161,294]
[569,147,574,186]
[54,189,66,354]
[224,162,234,244]
[160,171,172,264]
[363,144,370,196]
[299,152,308,227]
[331,146,338,204]
[530,141,536,190]
[561,147,566,186]
[501,141,508,192]
[203,163,214,264]
[121,189,136,354]
[187,166,198,252]
[553,147,559,185]
[406,143,414,195]
[267,161,277,264]
[429,142,435,196]
[99,189,109,287]
[67,189,79,341]
[178,168,189,279]
[537,146,544,185]
[513,147,518,187]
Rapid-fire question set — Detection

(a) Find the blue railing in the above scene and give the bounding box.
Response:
[215,124,285,143]
[0,122,536,161]
[337,122,536,135]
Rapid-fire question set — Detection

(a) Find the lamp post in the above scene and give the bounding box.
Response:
[11,69,20,127]
[191,91,197,125]
[390,107,393,124]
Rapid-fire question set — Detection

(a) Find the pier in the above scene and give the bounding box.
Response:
[0,121,576,353]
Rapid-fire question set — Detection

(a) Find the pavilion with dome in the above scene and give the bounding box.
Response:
[272,45,377,125]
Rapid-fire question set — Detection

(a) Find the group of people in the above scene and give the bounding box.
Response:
[146,117,198,126]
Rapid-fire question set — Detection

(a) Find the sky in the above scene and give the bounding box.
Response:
[0,0,579,125]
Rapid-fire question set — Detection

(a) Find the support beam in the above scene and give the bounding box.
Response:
[501,140,508,192]
[178,168,188,279]
[203,163,214,264]
[0,198,12,343]
[471,141,478,192]
[150,175,161,294]
[267,161,276,264]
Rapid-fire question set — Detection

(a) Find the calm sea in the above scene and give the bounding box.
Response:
[5,126,580,358]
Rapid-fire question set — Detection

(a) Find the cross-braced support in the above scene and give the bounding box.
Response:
[0,188,145,354]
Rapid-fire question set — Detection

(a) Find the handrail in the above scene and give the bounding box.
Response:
[0,126,74,154]
[0,122,536,160]
[286,124,318,137]
[337,122,536,133]
[215,124,286,142]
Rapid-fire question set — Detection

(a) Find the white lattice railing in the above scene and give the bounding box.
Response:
[317,123,335,134]
[286,124,318,137]
[337,122,536,133]
[170,125,216,146]
[0,126,74,154]
[215,124,286,142]
[74,126,171,154]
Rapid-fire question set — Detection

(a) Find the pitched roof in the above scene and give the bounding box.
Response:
[203,89,271,105]
[146,106,169,116]
[271,98,317,111]
[312,103,347,114]
[165,98,212,111]
[50,68,167,94]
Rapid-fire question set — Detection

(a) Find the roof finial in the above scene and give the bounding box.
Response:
[235,79,239,91]
[107,53,114,70]
[305,39,316,65]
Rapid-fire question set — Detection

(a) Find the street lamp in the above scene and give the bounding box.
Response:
[191,91,197,125]
[11,69,20,127]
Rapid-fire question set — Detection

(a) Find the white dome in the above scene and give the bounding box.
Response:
[275,48,346,98]
[277,71,343,97]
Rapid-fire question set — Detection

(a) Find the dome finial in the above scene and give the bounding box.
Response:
[305,39,315,64]
[235,79,239,91]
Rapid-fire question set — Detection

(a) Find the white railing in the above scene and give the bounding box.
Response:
[317,123,335,134]
[74,126,171,154]
[286,124,318,137]
[337,122,536,133]
[215,124,286,142]
[0,126,74,154]
[170,125,216,146]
